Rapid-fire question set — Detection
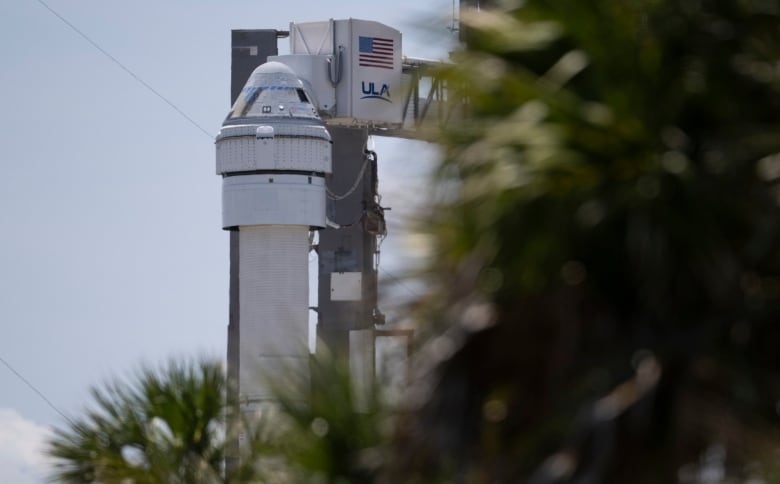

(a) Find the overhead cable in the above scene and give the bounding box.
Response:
[33,0,214,140]
[0,353,75,426]
[326,156,370,201]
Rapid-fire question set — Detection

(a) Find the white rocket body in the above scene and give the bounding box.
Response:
[216,62,332,410]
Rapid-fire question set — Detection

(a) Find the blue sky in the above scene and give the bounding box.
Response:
[0,0,452,480]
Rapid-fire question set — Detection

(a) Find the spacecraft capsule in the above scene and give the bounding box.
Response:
[216,61,332,230]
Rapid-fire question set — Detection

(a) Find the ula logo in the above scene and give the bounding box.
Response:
[360,81,391,103]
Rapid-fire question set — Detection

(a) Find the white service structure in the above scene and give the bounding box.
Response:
[216,61,332,409]
[272,18,403,126]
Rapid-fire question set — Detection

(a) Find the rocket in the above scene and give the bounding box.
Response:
[215,61,332,411]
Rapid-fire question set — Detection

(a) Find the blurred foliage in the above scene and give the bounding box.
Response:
[249,353,386,483]
[48,360,233,483]
[393,0,780,482]
[47,357,387,484]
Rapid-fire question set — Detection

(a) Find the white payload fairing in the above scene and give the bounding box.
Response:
[216,62,332,410]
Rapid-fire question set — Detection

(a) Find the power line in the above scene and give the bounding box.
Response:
[0,353,75,426]
[34,0,214,140]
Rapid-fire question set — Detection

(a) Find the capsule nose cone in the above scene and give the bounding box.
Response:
[223,61,320,123]
[252,61,297,76]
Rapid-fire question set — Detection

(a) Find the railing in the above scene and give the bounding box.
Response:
[371,57,460,139]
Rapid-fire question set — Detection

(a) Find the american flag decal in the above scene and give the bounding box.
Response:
[358,36,394,70]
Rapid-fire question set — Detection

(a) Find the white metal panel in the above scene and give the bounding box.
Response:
[274,138,332,172]
[239,225,310,404]
[289,21,333,55]
[331,272,363,301]
[216,137,255,173]
[347,20,403,125]
[288,19,403,127]
[255,135,274,168]
[222,174,326,228]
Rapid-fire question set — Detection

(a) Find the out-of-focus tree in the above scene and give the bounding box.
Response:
[48,360,237,483]
[255,353,386,483]
[47,357,385,483]
[391,0,780,482]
